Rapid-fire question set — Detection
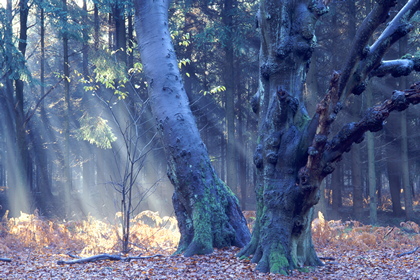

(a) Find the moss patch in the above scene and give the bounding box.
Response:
[269,250,289,275]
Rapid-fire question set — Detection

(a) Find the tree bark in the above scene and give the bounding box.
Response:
[62,0,72,217]
[331,164,342,214]
[399,35,414,220]
[238,0,328,274]
[365,86,378,224]
[223,0,238,195]
[239,0,420,274]
[134,0,250,256]
[352,144,363,220]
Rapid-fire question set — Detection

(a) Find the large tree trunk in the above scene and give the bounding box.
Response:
[239,0,420,274]
[134,0,250,256]
[238,0,328,273]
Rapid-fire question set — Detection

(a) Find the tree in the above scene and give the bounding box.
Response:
[134,0,251,256]
[237,0,420,274]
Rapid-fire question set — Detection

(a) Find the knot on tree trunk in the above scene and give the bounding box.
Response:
[391,90,409,111]
[365,108,387,132]
[298,167,310,185]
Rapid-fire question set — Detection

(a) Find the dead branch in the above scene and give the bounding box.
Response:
[319,256,335,261]
[338,0,420,100]
[57,253,165,265]
[0,258,12,262]
[397,247,419,257]
[383,227,395,239]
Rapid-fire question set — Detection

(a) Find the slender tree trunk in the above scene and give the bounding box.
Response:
[15,0,29,185]
[331,164,342,213]
[347,0,364,221]
[384,91,403,216]
[62,0,72,216]
[114,1,127,65]
[134,0,250,256]
[398,34,414,220]
[1,3,18,212]
[401,108,414,219]
[387,147,403,216]
[223,0,238,194]
[82,0,89,78]
[127,14,134,69]
[7,0,31,215]
[365,86,377,224]
[352,144,363,220]
[94,4,100,51]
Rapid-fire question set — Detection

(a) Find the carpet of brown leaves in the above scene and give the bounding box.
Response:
[0,211,419,279]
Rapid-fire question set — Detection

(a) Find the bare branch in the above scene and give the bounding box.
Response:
[323,82,420,174]
[337,0,396,99]
[24,78,64,126]
[371,57,420,77]
[338,0,420,99]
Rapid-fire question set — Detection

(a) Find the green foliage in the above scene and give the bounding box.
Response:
[200,85,226,96]
[43,0,89,43]
[81,48,131,99]
[75,113,117,149]
[171,31,191,47]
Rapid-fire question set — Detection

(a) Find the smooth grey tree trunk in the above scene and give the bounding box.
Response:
[134,0,250,257]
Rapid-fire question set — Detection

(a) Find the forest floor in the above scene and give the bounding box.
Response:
[0,210,419,279]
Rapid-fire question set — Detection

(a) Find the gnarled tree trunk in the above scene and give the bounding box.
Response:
[134,0,250,257]
[237,1,328,274]
[238,0,420,274]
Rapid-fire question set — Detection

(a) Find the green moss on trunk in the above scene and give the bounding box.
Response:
[268,249,289,275]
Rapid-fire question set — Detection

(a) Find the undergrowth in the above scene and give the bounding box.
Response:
[0,210,418,257]
[311,211,420,251]
[0,210,180,256]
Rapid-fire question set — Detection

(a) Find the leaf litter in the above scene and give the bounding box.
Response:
[0,211,419,279]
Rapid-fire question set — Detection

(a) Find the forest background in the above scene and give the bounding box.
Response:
[0,0,420,278]
[1,0,419,224]
[0,0,420,276]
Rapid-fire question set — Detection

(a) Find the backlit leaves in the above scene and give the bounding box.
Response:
[75,113,117,149]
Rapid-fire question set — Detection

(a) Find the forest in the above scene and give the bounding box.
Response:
[0,0,420,278]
